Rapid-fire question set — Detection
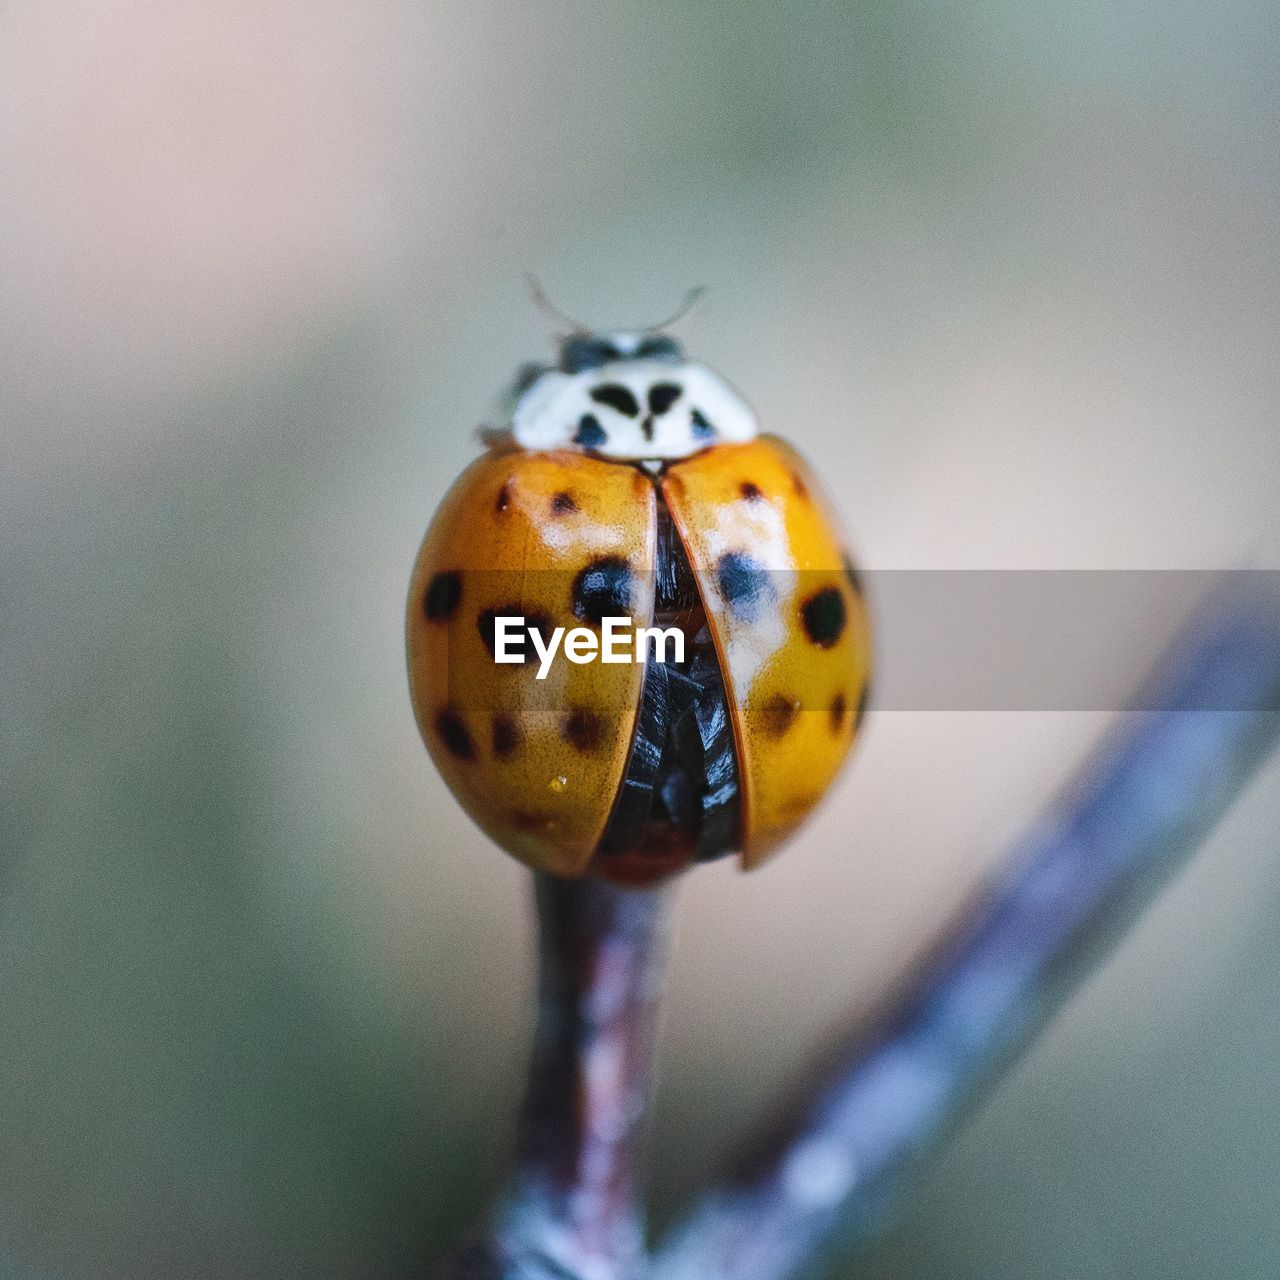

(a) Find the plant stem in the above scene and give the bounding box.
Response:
[451,874,677,1280]
[651,589,1280,1280]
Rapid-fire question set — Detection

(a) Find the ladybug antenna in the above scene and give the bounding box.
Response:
[643,286,706,333]
[525,275,590,335]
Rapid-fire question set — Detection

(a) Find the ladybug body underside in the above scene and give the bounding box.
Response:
[593,500,742,882]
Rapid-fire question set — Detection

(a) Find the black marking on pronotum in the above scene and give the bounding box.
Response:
[551,491,578,515]
[562,707,606,753]
[424,571,462,622]
[476,607,554,661]
[843,553,864,597]
[648,383,682,416]
[495,484,511,513]
[759,693,800,739]
[590,383,641,417]
[434,708,476,760]
[801,586,847,648]
[572,556,635,627]
[716,551,775,623]
[573,414,607,447]
[492,713,521,759]
[690,408,715,440]
[739,481,763,501]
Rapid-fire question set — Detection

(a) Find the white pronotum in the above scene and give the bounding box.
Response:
[512,331,758,462]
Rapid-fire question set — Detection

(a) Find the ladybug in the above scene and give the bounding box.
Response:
[406,321,871,885]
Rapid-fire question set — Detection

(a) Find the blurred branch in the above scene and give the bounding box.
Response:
[450,876,676,1280]
[445,587,1280,1280]
[650,588,1280,1280]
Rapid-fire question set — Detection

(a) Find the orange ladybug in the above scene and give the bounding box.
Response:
[406,325,871,884]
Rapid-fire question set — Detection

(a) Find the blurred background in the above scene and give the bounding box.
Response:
[2,1,1279,1276]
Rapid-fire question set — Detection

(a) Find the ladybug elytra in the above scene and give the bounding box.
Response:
[406,324,871,884]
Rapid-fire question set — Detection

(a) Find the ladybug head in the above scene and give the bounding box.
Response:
[510,330,759,462]
[558,331,684,373]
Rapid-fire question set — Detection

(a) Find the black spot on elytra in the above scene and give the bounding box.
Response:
[551,491,577,515]
[492,713,521,759]
[590,383,640,417]
[829,692,847,733]
[739,481,763,501]
[424,571,462,622]
[477,607,554,662]
[854,682,870,731]
[759,693,800,739]
[690,409,715,440]
[572,557,634,627]
[574,414,607,447]
[716,551,774,622]
[792,472,810,500]
[434,708,475,760]
[843,554,863,597]
[495,485,511,513]
[800,587,847,649]
[648,382,681,416]
[511,809,558,834]
[561,706,605,753]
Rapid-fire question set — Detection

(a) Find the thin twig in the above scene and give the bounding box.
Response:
[651,588,1280,1280]
[451,876,677,1280]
